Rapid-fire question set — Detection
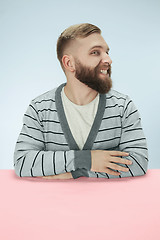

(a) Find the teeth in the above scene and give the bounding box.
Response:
[100,69,108,75]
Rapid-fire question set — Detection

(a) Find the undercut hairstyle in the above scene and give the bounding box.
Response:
[56,23,101,72]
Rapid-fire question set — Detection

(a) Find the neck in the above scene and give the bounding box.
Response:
[64,78,98,106]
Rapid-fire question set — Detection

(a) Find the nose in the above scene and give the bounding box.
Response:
[101,53,112,65]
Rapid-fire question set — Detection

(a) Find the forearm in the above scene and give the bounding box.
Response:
[14,148,91,178]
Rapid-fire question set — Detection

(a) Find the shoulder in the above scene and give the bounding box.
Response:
[105,89,129,106]
[105,89,139,117]
[31,86,58,104]
[106,89,128,99]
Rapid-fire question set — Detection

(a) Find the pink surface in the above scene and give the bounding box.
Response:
[0,169,160,240]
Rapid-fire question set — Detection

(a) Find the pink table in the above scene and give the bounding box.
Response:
[0,169,160,240]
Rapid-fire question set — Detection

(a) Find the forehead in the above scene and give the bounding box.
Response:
[75,33,109,51]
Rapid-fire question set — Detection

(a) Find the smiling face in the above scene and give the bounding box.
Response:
[72,33,113,94]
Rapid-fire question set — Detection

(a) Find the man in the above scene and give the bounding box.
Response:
[13,23,148,180]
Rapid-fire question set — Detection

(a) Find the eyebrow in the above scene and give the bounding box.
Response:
[89,45,110,52]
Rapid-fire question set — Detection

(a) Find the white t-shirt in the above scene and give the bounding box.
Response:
[61,86,99,150]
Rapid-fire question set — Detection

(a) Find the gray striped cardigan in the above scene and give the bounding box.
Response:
[13,82,148,179]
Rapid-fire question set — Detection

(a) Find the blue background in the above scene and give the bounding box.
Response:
[0,0,159,169]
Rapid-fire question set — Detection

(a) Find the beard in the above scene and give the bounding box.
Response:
[74,58,112,94]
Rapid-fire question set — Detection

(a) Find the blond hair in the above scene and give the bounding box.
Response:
[56,23,101,72]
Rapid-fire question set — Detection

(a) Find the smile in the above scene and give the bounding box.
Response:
[100,69,108,75]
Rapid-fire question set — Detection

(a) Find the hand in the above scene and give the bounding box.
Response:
[41,172,73,180]
[91,150,132,176]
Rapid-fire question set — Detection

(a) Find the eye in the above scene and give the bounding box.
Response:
[91,50,100,55]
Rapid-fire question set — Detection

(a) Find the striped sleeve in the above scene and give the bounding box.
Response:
[117,95,149,177]
[13,100,91,177]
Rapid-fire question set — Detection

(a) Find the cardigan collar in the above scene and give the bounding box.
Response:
[55,82,106,150]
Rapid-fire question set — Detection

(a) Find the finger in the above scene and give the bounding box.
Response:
[42,173,66,179]
[109,151,129,157]
[110,156,132,165]
[42,176,57,179]
[42,177,52,179]
[108,162,130,172]
[105,168,121,176]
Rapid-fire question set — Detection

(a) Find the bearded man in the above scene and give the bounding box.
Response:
[13,23,148,180]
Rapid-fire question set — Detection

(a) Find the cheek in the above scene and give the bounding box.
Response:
[93,59,102,69]
[90,57,101,66]
[81,54,101,67]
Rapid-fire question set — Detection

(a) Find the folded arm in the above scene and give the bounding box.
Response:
[13,100,91,178]
[116,95,148,178]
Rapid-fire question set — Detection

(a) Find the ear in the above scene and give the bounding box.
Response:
[62,55,75,72]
